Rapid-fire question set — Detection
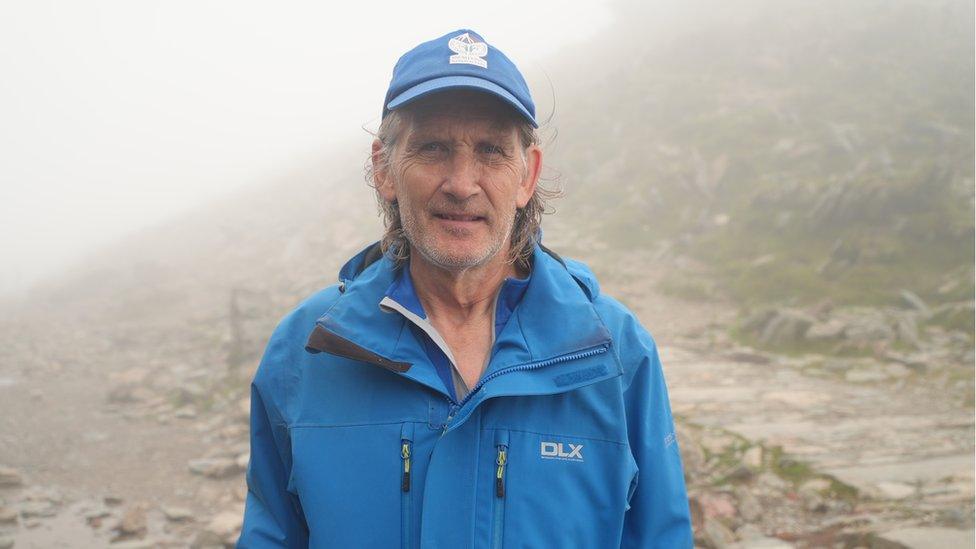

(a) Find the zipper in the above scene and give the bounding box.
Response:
[440,403,458,437]
[401,441,411,492]
[491,430,510,549]
[458,345,609,409]
[400,423,415,549]
[442,345,610,434]
[495,446,507,498]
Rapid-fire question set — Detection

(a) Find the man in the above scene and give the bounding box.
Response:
[238,29,692,548]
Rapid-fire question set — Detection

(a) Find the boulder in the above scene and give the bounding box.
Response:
[758,309,816,346]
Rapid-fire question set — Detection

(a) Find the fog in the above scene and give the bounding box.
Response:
[0,0,613,297]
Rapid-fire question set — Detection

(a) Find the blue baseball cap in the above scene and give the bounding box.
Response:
[382,29,537,128]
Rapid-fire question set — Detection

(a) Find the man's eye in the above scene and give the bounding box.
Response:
[420,142,447,152]
[479,144,504,155]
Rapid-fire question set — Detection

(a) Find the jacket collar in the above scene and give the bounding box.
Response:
[305,241,619,401]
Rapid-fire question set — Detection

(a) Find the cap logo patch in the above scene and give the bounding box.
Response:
[448,33,488,68]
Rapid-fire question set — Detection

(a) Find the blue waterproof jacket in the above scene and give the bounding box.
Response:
[238,242,693,548]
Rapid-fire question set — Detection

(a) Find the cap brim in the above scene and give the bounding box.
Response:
[386,75,538,128]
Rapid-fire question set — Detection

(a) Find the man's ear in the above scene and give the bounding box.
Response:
[516,144,542,208]
[372,139,396,202]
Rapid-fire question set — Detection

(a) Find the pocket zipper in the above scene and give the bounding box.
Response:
[495,445,508,498]
[492,430,509,549]
[401,423,415,549]
[401,440,412,492]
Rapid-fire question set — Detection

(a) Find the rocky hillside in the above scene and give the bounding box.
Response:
[545,0,974,311]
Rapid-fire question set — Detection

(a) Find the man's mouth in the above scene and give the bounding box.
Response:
[433,213,485,222]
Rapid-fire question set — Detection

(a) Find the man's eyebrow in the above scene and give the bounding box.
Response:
[403,131,442,148]
[404,127,516,146]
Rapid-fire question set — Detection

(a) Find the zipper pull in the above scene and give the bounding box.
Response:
[401,440,412,492]
[495,445,508,498]
[441,404,458,436]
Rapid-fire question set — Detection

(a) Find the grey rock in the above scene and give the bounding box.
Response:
[798,478,831,494]
[882,351,929,373]
[884,363,912,379]
[756,472,788,491]
[875,481,915,500]
[174,406,198,419]
[734,523,765,541]
[0,536,12,549]
[845,367,889,383]
[188,458,240,479]
[844,316,895,344]
[729,536,793,548]
[937,278,960,295]
[104,495,124,506]
[806,318,846,341]
[0,466,23,488]
[822,359,856,373]
[20,500,57,518]
[759,309,816,345]
[205,511,244,544]
[878,527,974,549]
[174,382,206,405]
[741,446,763,469]
[106,384,154,404]
[113,504,148,539]
[0,505,17,524]
[110,540,161,549]
[190,530,225,549]
[161,505,194,522]
[899,290,929,314]
[704,518,737,549]
[893,315,921,348]
[735,488,763,523]
[725,348,773,364]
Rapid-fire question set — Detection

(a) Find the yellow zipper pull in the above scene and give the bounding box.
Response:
[495,446,507,498]
[401,441,412,492]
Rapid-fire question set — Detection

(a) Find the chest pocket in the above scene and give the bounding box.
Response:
[482,428,637,548]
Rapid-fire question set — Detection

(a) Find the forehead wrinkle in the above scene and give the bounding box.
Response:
[405,114,517,146]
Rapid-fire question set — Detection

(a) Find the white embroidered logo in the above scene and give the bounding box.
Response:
[540,441,583,461]
[448,33,488,68]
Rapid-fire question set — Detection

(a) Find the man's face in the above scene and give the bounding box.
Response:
[374,91,541,271]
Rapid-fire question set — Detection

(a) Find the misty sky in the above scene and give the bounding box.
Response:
[0,1,613,297]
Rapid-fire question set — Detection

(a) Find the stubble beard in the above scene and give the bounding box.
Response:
[398,195,516,272]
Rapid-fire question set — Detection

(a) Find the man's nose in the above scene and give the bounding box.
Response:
[441,151,482,200]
